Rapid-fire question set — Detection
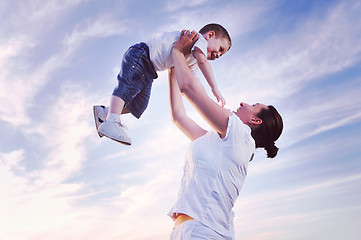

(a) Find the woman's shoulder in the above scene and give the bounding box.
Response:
[222,113,252,141]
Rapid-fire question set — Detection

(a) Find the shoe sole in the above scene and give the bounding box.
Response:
[93,105,104,138]
[107,136,132,146]
[98,129,132,146]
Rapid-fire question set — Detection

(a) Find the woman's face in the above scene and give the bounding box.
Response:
[235,102,268,125]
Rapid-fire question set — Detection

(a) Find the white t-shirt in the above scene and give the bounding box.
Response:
[146,31,208,73]
[168,114,255,237]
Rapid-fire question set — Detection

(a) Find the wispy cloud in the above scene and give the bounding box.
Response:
[221,0,361,106]
[0,0,84,35]
[164,0,208,12]
[0,12,128,126]
[161,0,277,37]
[62,17,129,53]
[233,173,361,239]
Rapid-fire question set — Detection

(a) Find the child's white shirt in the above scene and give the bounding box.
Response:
[146,31,208,74]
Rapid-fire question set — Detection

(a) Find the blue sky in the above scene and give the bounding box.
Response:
[1,0,360,239]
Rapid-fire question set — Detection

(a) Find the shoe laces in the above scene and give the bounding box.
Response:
[114,120,128,131]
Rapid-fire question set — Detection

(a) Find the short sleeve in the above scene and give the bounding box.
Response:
[192,33,208,57]
[222,114,254,147]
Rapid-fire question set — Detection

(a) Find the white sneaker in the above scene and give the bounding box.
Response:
[98,118,132,145]
[93,105,107,138]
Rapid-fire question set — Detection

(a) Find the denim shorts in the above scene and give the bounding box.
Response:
[169,220,233,240]
[112,42,158,119]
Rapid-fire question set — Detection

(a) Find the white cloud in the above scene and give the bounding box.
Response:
[0,36,35,125]
[0,12,128,127]
[0,148,84,239]
[281,78,361,147]
[161,0,277,38]
[164,0,209,12]
[220,0,361,108]
[62,17,129,52]
[23,81,99,184]
[233,173,361,239]
[26,0,85,22]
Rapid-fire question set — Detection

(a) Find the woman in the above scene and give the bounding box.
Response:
[167,31,283,240]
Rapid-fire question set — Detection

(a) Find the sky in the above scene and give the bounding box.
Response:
[0,0,361,239]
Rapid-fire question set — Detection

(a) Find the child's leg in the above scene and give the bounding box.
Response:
[98,95,132,145]
[96,42,157,145]
[108,95,125,117]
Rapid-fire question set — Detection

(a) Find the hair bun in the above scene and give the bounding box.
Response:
[265,142,278,158]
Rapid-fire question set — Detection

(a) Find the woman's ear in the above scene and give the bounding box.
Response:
[250,117,262,126]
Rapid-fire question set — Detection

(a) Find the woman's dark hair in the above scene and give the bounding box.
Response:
[251,105,283,158]
[199,23,232,50]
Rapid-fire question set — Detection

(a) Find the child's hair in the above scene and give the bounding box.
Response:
[251,105,283,158]
[199,23,232,50]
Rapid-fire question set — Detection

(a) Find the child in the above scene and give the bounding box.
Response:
[94,23,232,145]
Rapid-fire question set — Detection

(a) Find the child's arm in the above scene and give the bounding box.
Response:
[192,48,226,107]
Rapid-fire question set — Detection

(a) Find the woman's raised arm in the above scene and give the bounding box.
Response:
[172,30,232,138]
[168,68,207,140]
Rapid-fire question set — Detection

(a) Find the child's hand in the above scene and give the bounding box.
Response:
[212,88,226,107]
[174,30,199,55]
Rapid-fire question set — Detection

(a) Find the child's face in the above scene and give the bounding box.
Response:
[205,31,230,61]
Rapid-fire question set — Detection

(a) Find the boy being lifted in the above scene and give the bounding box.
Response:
[94,23,232,145]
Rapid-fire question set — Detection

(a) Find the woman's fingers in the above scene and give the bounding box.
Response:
[174,30,199,55]
[180,29,198,39]
[190,31,198,40]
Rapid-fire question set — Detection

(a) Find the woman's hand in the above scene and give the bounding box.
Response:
[173,30,199,55]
